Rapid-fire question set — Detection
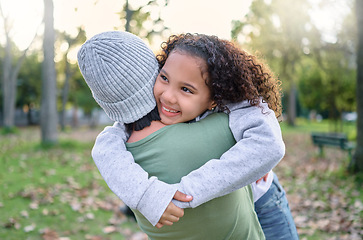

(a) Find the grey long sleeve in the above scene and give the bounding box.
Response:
[172,100,285,208]
[91,100,285,225]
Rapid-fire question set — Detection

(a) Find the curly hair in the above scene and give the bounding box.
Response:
[156,33,282,118]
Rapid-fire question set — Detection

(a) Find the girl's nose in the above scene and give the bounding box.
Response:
[162,88,177,105]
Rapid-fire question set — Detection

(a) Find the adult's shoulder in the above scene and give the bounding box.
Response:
[194,113,233,140]
[197,112,229,128]
[168,113,230,138]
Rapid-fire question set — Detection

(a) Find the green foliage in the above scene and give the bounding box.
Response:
[0,126,19,135]
[298,54,356,118]
[232,0,313,82]
[56,28,91,112]
[120,0,169,42]
[70,69,99,115]
[298,62,325,112]
[17,53,42,109]
[0,41,41,114]
[231,0,321,125]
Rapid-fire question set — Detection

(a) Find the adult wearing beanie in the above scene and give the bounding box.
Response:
[78,31,181,226]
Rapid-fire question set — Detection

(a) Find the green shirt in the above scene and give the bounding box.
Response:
[126,113,265,240]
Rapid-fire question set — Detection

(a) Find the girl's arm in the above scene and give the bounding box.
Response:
[91,122,178,226]
[172,100,285,208]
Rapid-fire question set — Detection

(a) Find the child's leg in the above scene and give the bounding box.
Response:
[254,173,299,240]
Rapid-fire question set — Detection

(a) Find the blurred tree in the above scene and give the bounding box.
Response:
[120,0,169,42]
[232,0,356,127]
[298,42,356,129]
[307,1,356,127]
[231,0,315,126]
[57,28,86,130]
[65,0,170,128]
[69,69,99,128]
[351,0,363,172]
[41,0,58,144]
[298,61,325,113]
[0,2,40,130]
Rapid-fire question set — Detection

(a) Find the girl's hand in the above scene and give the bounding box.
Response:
[256,173,269,184]
[156,191,193,228]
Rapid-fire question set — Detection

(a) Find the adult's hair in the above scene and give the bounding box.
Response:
[157,33,282,118]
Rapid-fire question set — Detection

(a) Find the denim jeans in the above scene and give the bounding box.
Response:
[254,173,299,240]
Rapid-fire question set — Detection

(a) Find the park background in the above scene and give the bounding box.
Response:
[0,0,362,239]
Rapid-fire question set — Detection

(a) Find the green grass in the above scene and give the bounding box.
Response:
[0,128,142,240]
[280,118,356,140]
[0,126,19,135]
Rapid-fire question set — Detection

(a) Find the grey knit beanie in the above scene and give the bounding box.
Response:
[77,31,158,124]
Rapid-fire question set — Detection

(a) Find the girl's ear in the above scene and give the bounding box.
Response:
[209,101,217,111]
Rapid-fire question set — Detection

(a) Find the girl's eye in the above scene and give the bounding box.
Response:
[181,87,193,93]
[160,75,168,82]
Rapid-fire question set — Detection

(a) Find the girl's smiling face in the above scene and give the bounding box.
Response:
[153,51,216,125]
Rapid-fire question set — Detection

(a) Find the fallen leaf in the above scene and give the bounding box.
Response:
[129,232,148,240]
[4,218,20,229]
[29,201,39,209]
[24,223,36,232]
[42,208,49,216]
[20,210,29,218]
[86,212,95,220]
[102,226,117,234]
[85,235,103,240]
[40,228,59,240]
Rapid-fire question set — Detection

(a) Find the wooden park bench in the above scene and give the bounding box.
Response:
[311,132,355,161]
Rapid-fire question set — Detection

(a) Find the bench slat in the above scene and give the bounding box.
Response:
[311,132,355,160]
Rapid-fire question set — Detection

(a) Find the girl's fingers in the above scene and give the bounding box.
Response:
[161,220,174,226]
[173,191,193,202]
[155,223,164,229]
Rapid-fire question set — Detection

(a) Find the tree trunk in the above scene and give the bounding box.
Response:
[282,57,296,126]
[351,0,363,172]
[41,0,58,144]
[60,55,71,131]
[72,105,79,128]
[124,0,133,32]
[2,32,16,128]
[1,3,39,129]
[287,83,297,126]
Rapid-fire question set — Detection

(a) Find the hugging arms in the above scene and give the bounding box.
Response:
[92,100,284,226]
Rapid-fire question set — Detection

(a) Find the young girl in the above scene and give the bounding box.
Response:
[78,31,298,239]
[78,31,265,239]
[157,34,298,239]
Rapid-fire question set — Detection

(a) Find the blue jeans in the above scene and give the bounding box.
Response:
[254,173,299,240]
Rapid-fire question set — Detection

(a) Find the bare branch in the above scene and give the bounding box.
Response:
[11,20,43,81]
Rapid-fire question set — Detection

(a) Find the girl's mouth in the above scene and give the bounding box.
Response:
[162,106,179,113]
[160,104,180,117]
